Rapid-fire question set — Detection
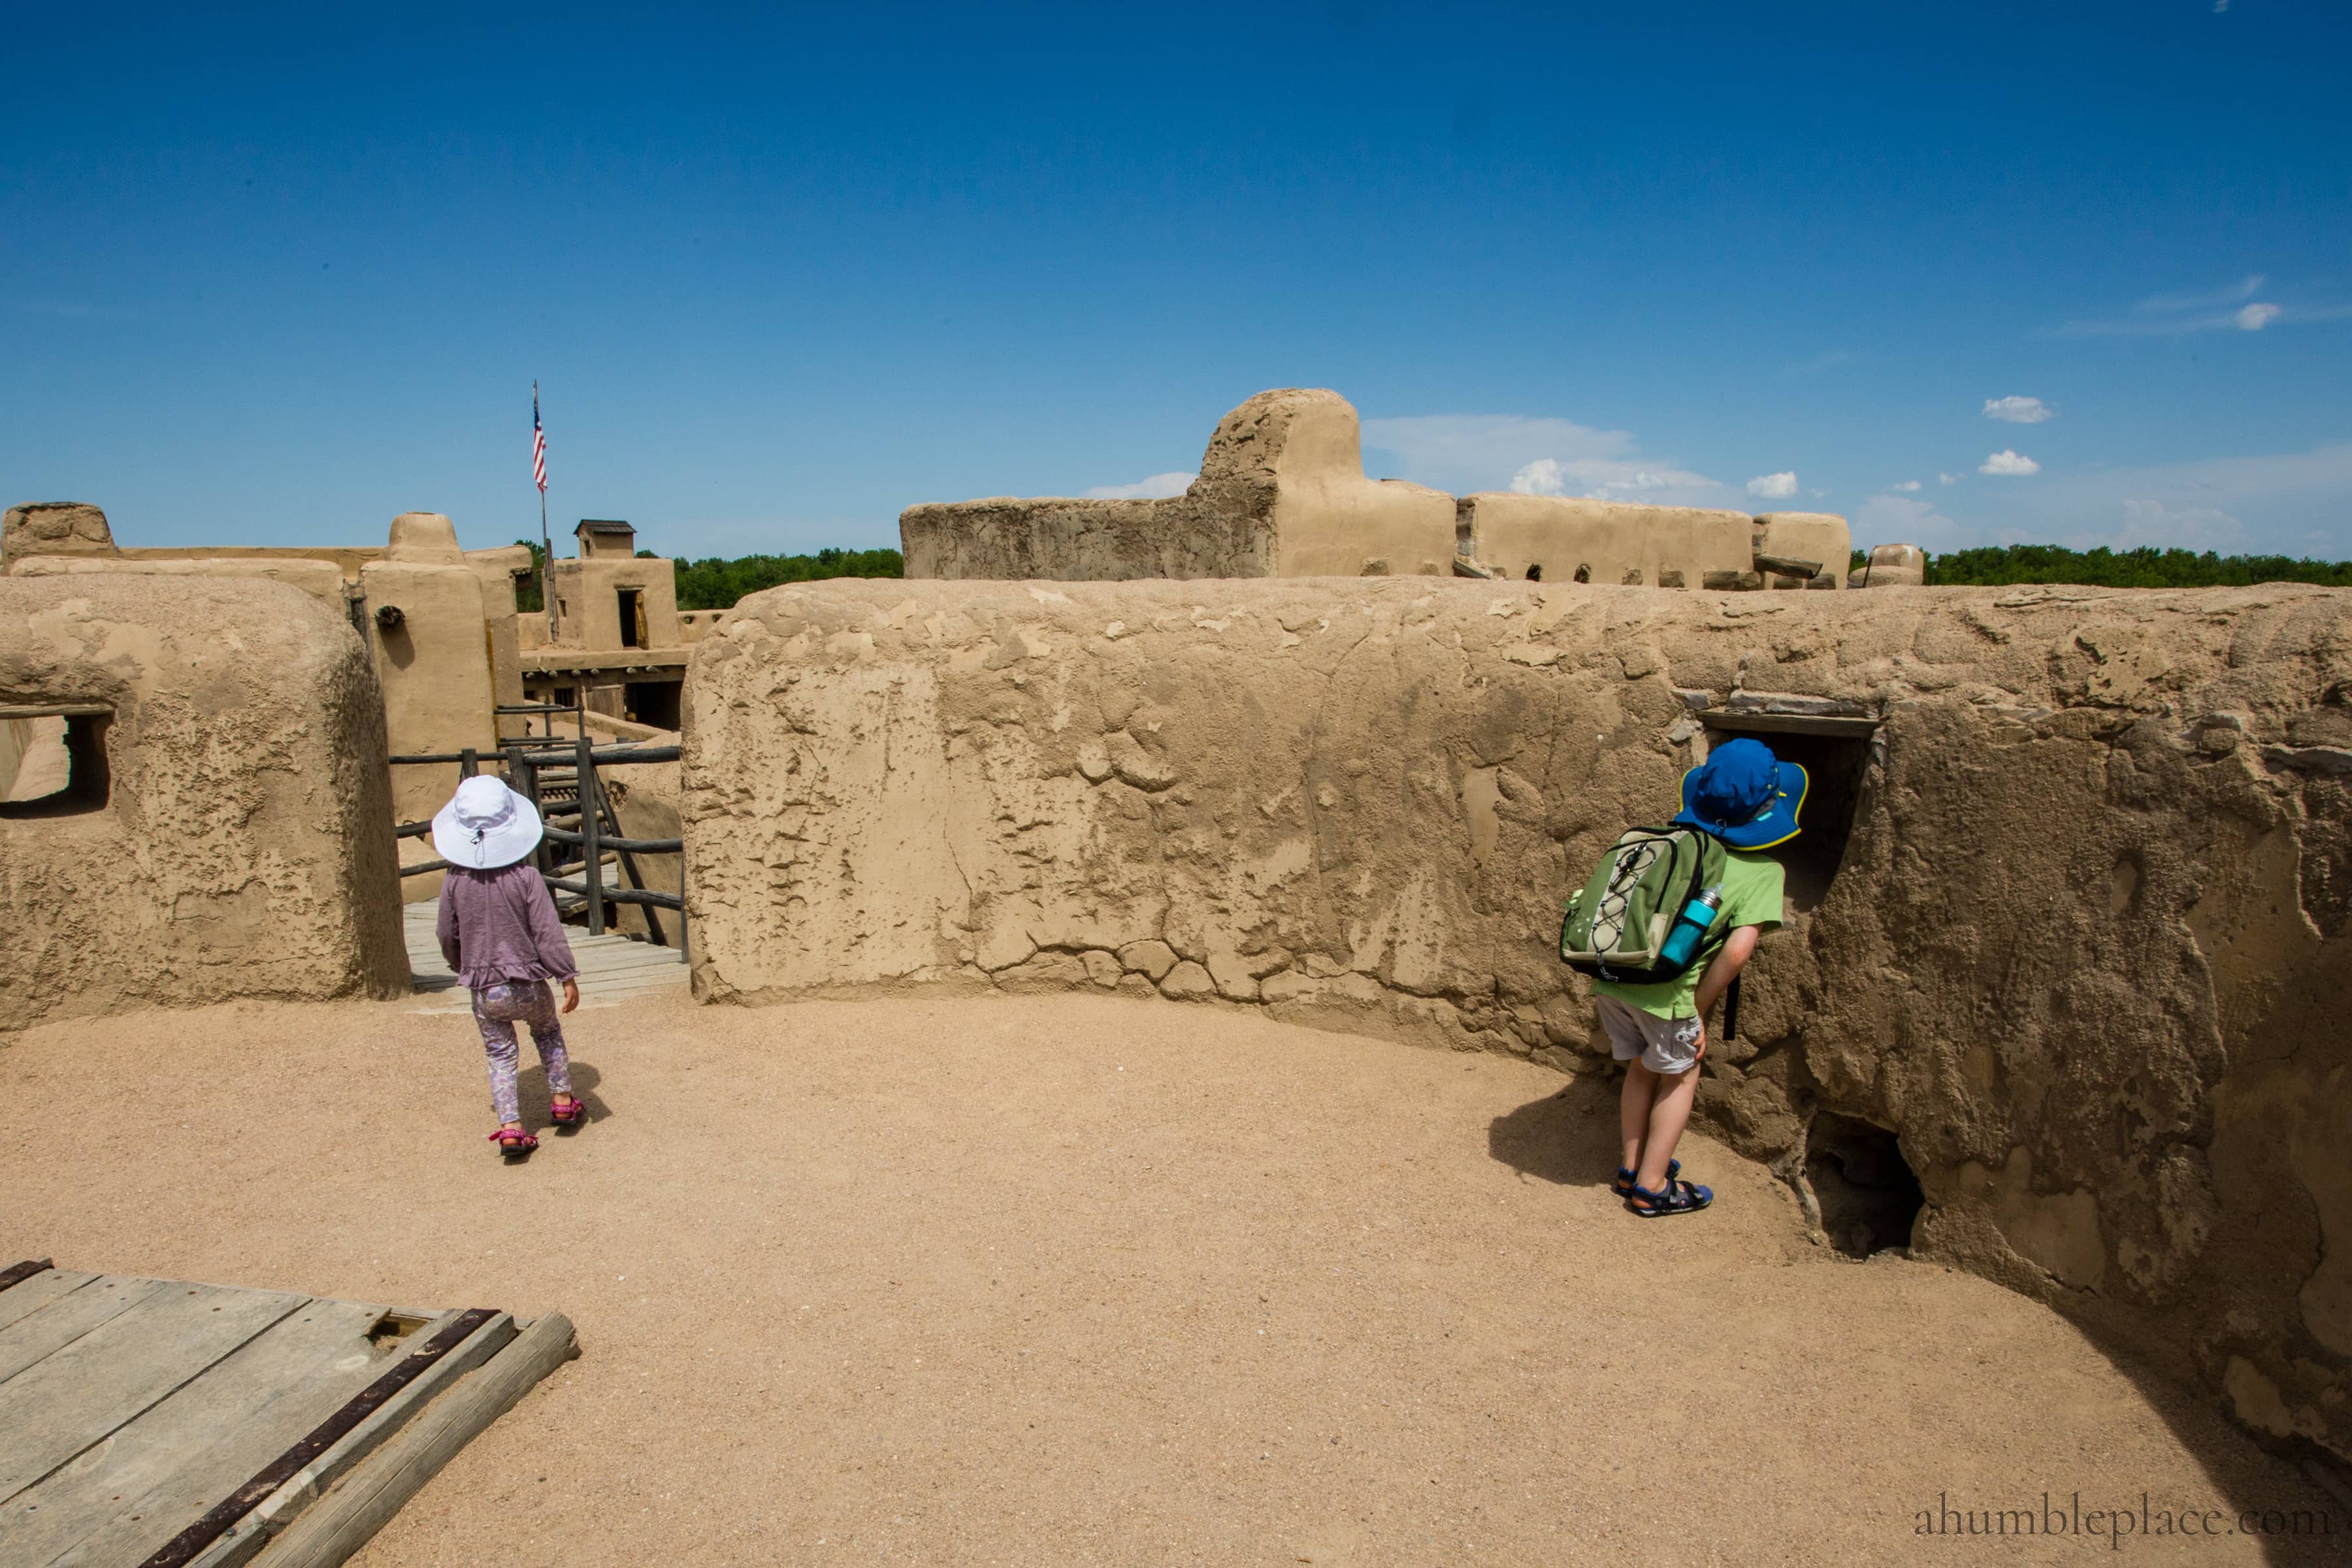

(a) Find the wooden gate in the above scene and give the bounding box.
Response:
[387,702,687,960]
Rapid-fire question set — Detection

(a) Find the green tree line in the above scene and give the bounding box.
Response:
[666,547,904,610]
[506,540,904,612]
[1848,544,2352,589]
[516,537,2352,610]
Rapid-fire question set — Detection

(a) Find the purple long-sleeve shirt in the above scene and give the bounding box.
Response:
[436,862,579,988]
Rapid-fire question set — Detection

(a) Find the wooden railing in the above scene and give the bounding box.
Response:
[388,706,686,960]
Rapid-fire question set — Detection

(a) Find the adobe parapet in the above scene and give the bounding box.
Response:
[900,389,1857,589]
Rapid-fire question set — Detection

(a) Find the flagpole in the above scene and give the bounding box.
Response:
[535,381,556,644]
[540,486,554,641]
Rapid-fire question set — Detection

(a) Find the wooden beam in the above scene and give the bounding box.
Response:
[133,1309,500,1568]
[1703,711,1881,738]
[249,1313,576,1568]
[176,1312,516,1568]
[0,1258,57,1293]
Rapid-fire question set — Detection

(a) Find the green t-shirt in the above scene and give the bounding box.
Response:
[1590,849,1785,1020]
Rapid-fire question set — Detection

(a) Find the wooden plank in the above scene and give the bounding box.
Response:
[0,1275,169,1382]
[186,1312,517,1568]
[0,1268,98,1334]
[0,1283,304,1505]
[10,1299,380,1568]
[249,1314,576,1568]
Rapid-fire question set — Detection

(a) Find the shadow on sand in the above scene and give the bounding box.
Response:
[1486,1072,2346,1563]
[517,1058,608,1132]
[1485,1071,1623,1189]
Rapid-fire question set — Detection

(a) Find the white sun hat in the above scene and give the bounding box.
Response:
[431,776,545,870]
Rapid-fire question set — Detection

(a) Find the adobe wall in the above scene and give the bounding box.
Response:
[0,576,409,1027]
[1,716,41,800]
[681,574,2352,1469]
[900,389,1454,581]
[551,557,682,649]
[1,502,117,567]
[1454,494,1755,587]
[365,514,499,897]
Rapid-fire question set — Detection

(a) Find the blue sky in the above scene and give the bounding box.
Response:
[6,2,2348,561]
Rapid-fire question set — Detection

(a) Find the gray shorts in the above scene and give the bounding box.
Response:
[1595,995,1704,1075]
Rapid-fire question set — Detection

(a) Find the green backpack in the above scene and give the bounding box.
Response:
[1558,825,1730,986]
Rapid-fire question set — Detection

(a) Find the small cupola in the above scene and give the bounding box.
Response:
[574,518,636,559]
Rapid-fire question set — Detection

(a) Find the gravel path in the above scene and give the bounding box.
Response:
[2,992,2334,1565]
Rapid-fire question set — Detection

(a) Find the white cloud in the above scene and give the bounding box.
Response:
[1746,471,1799,498]
[1081,471,1194,500]
[2056,274,2352,336]
[1983,395,2053,424]
[1938,473,1959,485]
[2141,275,2267,313]
[1362,413,1727,504]
[1889,480,1922,492]
[1979,450,2042,477]
[1510,459,1565,495]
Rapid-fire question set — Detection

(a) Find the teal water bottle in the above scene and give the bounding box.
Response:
[1657,888,1722,970]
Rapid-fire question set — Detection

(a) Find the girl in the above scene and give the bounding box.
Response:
[431,775,586,1156]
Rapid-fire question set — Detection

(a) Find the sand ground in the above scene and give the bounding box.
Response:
[2,991,2338,1566]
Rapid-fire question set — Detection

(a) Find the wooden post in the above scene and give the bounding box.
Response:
[459,747,478,779]
[595,782,664,947]
[576,731,602,937]
[506,744,542,879]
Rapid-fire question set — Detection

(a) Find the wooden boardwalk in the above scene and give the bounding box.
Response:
[0,1258,572,1568]
[402,902,689,1014]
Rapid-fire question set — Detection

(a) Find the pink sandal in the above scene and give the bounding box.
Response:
[550,1096,585,1128]
[489,1126,539,1156]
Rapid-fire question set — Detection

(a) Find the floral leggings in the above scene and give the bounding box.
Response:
[469,981,572,1126]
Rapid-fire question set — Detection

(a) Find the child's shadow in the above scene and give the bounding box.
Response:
[1488,1071,1622,1188]
[518,1060,610,1131]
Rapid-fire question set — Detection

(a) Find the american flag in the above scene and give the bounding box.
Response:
[532,385,548,493]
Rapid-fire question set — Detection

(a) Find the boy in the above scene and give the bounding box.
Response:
[1593,738,1801,1217]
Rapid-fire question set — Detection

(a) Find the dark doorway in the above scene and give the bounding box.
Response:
[1805,1112,1924,1258]
[625,679,681,732]
[1703,721,1876,913]
[617,589,645,649]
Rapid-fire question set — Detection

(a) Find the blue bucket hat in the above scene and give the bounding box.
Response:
[1671,737,1806,849]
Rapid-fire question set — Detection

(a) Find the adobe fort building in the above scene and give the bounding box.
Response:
[5,387,2349,1487]
[4,500,708,902]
